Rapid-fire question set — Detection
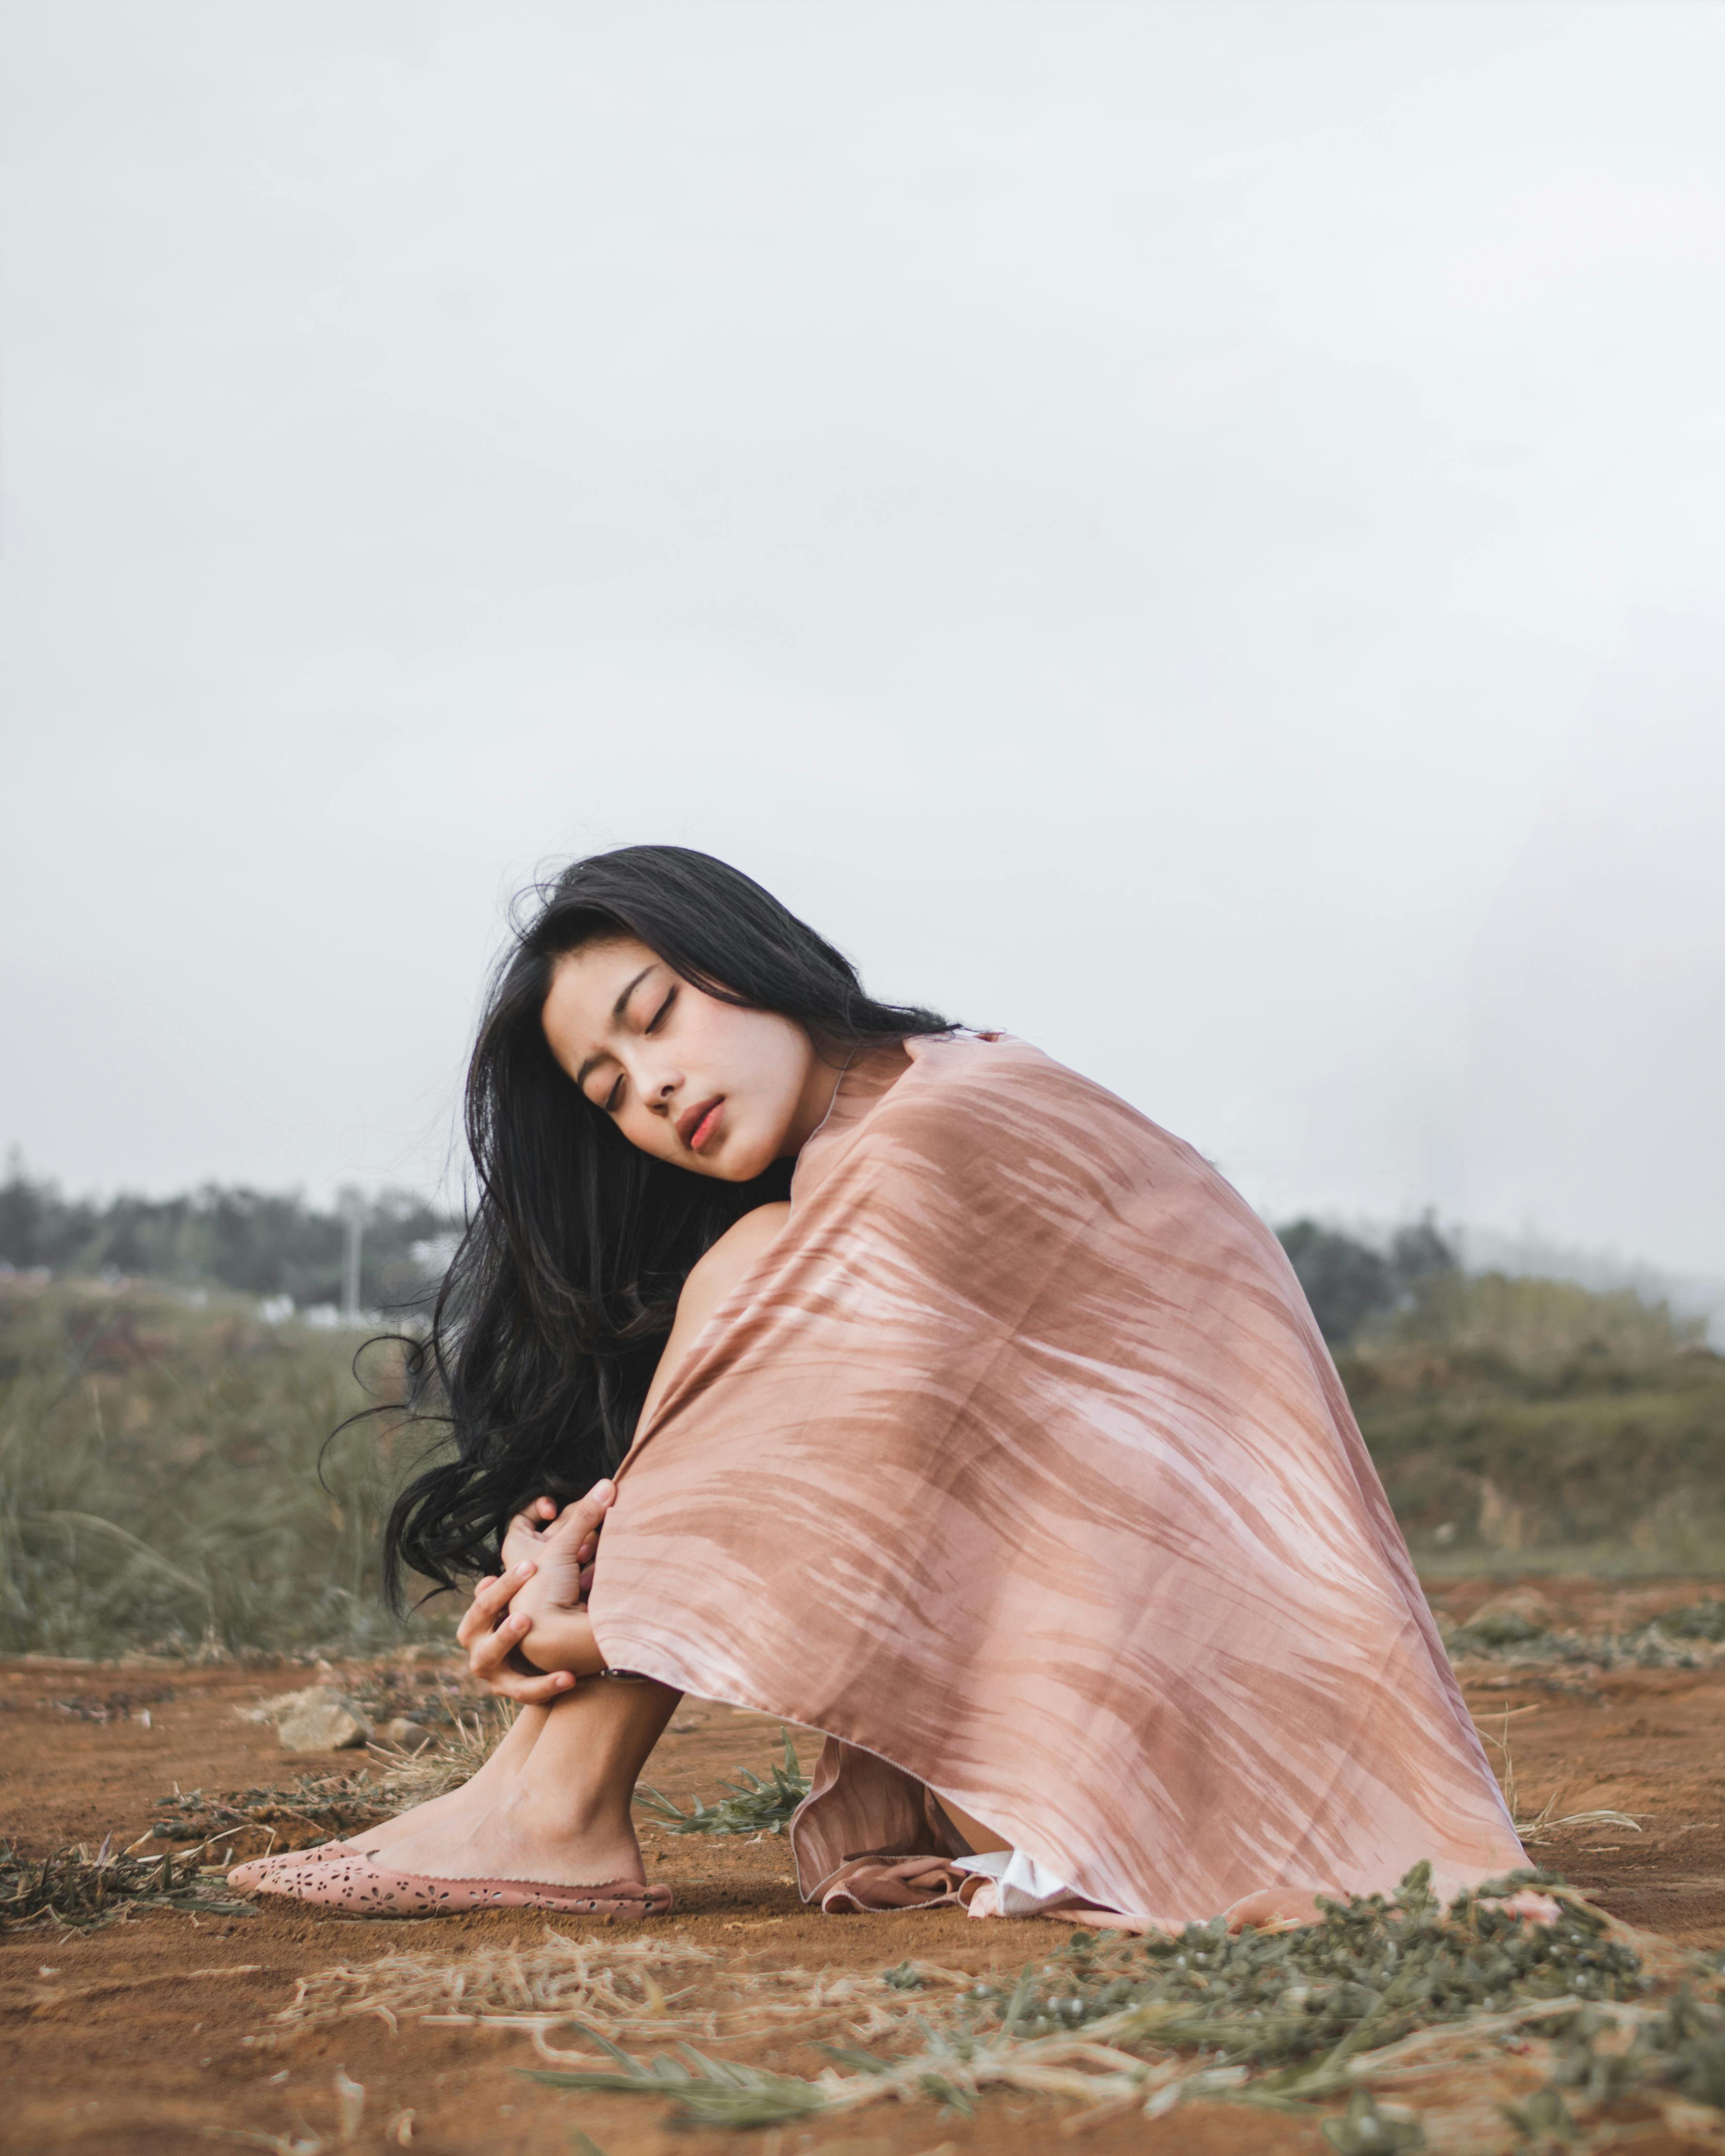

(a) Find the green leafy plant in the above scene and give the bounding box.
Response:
[1655,1600,1725,1643]
[529,2030,835,2129]
[634,1728,809,1835]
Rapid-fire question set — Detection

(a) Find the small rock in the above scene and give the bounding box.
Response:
[237,1684,324,1726]
[382,1717,435,1753]
[274,1690,369,1752]
[1469,1587,1567,1631]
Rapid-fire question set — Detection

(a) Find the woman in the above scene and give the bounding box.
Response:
[235,844,1526,1925]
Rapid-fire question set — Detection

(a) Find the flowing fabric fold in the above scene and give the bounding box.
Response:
[588,1033,1525,1926]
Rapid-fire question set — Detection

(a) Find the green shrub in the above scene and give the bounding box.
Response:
[1342,1274,1725,1566]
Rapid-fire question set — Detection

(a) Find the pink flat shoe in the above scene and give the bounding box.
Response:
[253,1853,673,1917]
[228,1840,353,1892]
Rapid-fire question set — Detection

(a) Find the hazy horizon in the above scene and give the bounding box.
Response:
[3,2,1722,1282]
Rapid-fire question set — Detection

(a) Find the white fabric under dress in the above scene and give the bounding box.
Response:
[951,1845,1084,1916]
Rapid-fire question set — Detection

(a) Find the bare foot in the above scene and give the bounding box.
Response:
[346,1776,494,1859]
[234,1773,506,1883]
[375,1785,646,1889]
[348,1702,547,1857]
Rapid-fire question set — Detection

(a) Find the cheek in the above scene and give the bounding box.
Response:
[734,1034,811,1153]
[718,1022,799,1115]
[619,1100,675,1158]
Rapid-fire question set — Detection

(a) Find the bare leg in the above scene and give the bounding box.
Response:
[349,1700,553,1855]
[373,1675,681,1886]
[933,1793,1012,1855]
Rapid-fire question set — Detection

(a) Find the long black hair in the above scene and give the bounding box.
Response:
[382,844,954,1602]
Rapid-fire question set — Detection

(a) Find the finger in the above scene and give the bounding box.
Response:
[466,1611,578,1706]
[488,1665,578,1706]
[548,1477,617,1549]
[533,1494,559,1519]
[466,1605,534,1680]
[579,1563,596,1599]
[456,1564,534,1647]
[454,1575,498,1648]
[474,1562,534,1620]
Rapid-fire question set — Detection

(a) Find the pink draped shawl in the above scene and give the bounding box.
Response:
[588,1033,1524,1926]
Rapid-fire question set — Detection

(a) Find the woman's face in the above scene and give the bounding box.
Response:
[541,936,835,1181]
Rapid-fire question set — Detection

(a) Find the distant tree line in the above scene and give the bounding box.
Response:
[1276,1214,1459,1345]
[0,1160,457,1313]
[2,1154,1447,1343]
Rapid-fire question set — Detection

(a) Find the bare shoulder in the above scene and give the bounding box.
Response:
[639,1202,791,1424]
[688,1201,792,1291]
[651,1202,790,1393]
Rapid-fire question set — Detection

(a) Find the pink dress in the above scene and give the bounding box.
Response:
[589,1034,1525,1927]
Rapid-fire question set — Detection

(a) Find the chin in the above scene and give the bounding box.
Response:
[707,1131,778,1183]
[709,1150,771,1184]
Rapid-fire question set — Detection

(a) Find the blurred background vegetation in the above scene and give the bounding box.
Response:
[0,1178,1721,1659]
[1280,1215,1725,1576]
[0,1282,450,1658]
[0,1156,456,1314]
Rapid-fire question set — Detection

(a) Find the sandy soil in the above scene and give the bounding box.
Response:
[4,1577,1725,2156]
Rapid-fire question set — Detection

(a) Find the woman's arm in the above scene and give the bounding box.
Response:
[514,1603,608,1676]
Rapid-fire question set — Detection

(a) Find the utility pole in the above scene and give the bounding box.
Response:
[340,1189,364,1324]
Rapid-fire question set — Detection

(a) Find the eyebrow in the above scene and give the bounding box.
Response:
[573,964,654,1091]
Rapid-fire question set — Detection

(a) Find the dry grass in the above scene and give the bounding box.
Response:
[256,1865,1723,2148]
[1478,1709,1645,1848]
[149,1772,394,1862]
[205,2066,402,2155]
[368,1701,514,1805]
[273,1929,910,2048]
[0,1838,258,1932]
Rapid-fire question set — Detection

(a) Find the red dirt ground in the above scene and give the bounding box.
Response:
[5,1576,1725,2156]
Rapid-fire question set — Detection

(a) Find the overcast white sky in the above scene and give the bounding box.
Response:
[2,0,1723,1278]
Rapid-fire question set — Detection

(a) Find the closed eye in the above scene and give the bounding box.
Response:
[593,981,672,1111]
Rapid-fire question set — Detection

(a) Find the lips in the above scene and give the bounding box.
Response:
[677,1096,725,1152]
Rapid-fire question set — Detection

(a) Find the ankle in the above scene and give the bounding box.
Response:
[509,1783,637,1846]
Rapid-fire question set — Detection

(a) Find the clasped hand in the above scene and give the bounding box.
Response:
[453,1478,615,1705]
